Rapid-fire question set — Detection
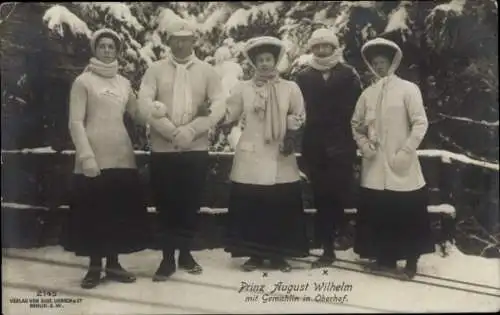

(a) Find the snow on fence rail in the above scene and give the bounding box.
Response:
[1,202,457,217]
[1,147,499,171]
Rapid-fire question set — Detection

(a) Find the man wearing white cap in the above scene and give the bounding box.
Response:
[295,28,363,268]
[138,18,225,281]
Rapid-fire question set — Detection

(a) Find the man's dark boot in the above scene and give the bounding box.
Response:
[312,246,336,269]
[377,257,397,270]
[333,227,352,251]
[241,256,264,272]
[152,248,176,282]
[270,257,292,273]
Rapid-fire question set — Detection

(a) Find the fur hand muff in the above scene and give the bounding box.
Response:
[151,101,167,118]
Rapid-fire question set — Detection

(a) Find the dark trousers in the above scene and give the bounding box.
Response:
[305,153,354,252]
[150,151,209,253]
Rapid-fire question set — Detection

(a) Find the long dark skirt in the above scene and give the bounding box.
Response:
[225,181,309,259]
[62,168,150,257]
[354,186,435,261]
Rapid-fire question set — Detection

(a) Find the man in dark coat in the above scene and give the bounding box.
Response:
[295,28,363,268]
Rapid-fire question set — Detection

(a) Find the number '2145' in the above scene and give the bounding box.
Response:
[36,290,57,297]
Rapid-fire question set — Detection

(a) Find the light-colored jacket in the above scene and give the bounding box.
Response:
[225,79,305,185]
[138,58,226,152]
[68,72,145,174]
[351,38,428,192]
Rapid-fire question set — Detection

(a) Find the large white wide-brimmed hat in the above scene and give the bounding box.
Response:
[361,37,403,77]
[243,36,286,68]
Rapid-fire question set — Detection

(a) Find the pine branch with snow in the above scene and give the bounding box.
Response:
[42,4,91,38]
[424,0,467,52]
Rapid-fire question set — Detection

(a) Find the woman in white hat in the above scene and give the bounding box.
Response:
[351,38,434,279]
[64,28,149,289]
[223,36,309,273]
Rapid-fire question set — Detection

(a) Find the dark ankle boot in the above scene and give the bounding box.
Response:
[333,235,352,251]
[403,257,419,279]
[270,258,292,273]
[241,256,263,272]
[153,249,176,282]
[105,264,136,283]
[178,251,202,275]
[371,257,397,272]
[105,255,136,283]
[81,268,101,289]
[312,247,336,269]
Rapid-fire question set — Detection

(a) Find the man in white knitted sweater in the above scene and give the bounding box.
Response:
[138,18,226,281]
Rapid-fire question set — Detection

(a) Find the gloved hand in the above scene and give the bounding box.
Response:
[173,125,196,149]
[280,130,298,157]
[82,157,100,177]
[286,114,304,131]
[151,101,167,119]
[195,100,211,117]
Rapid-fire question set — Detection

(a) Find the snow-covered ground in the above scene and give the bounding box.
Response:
[2,245,499,314]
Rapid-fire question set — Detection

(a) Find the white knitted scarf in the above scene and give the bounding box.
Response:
[309,49,344,72]
[85,57,118,78]
[168,52,198,126]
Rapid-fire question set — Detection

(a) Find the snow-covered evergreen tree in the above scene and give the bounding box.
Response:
[1,1,495,162]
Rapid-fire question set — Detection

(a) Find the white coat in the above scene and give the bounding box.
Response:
[351,38,428,191]
[225,79,305,185]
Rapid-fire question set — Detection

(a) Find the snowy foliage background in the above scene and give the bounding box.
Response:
[0,1,497,160]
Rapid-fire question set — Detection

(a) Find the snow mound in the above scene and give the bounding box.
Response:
[137,43,155,66]
[225,2,283,32]
[92,3,144,32]
[385,1,412,34]
[199,5,230,33]
[43,5,91,38]
[156,8,187,35]
[431,0,467,15]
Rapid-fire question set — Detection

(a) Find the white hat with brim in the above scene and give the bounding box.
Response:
[164,18,196,40]
[243,36,286,69]
[90,28,123,55]
[361,37,403,78]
